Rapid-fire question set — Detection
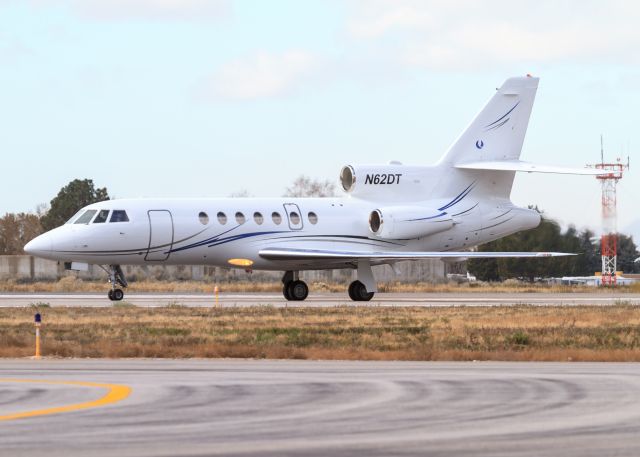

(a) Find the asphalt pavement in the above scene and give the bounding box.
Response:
[1,291,639,307]
[1,360,640,456]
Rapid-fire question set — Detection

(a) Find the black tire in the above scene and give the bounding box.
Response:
[107,289,114,301]
[358,288,375,302]
[283,282,292,300]
[113,288,124,301]
[288,280,309,301]
[349,280,374,302]
[348,281,358,301]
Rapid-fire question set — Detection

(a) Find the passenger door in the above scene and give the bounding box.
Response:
[145,210,174,261]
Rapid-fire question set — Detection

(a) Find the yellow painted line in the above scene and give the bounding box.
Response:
[0,379,131,421]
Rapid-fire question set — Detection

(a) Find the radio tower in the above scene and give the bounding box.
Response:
[589,136,629,286]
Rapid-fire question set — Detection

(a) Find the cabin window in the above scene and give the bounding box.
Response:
[110,210,129,223]
[253,212,264,225]
[235,212,246,224]
[199,212,209,225]
[74,210,97,224]
[272,211,282,225]
[217,212,227,225]
[93,210,110,224]
[289,211,301,225]
[308,211,318,225]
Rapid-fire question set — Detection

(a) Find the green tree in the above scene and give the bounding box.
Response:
[576,229,599,276]
[467,212,617,281]
[616,234,640,274]
[40,179,109,231]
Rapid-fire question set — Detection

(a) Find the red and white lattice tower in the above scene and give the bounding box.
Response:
[590,141,629,286]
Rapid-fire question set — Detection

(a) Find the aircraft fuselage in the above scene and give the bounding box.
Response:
[26,196,539,271]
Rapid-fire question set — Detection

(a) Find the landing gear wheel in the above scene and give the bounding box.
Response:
[348,281,357,301]
[282,282,293,301]
[103,264,128,302]
[348,280,374,302]
[287,280,309,301]
[112,288,124,301]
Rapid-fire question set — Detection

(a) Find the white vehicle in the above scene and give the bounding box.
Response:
[25,76,602,302]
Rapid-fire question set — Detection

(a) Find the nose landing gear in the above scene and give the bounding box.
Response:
[108,288,125,301]
[101,265,128,301]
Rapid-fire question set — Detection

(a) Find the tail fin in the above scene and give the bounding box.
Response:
[438,75,539,166]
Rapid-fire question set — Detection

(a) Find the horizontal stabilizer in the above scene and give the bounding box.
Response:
[455,160,606,175]
[259,247,574,262]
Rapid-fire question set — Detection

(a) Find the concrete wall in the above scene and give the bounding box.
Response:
[0,256,446,283]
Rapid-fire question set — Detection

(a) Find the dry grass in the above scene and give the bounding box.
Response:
[1,305,639,361]
[1,277,638,294]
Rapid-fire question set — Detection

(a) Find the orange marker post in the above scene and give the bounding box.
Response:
[34,313,42,359]
[214,285,219,308]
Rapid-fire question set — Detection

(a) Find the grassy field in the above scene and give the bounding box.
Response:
[1,304,639,361]
[2,277,640,293]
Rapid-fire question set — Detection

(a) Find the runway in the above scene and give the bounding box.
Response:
[1,360,640,456]
[0,291,639,307]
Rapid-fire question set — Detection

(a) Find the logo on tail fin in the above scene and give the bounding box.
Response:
[475,140,484,149]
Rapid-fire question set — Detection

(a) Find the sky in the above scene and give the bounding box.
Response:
[0,0,638,238]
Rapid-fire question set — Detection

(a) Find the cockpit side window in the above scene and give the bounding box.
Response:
[74,210,97,224]
[93,210,110,223]
[110,210,129,223]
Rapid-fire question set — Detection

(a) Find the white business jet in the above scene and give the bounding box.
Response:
[25,76,603,301]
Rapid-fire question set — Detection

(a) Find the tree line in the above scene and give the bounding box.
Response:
[467,209,639,280]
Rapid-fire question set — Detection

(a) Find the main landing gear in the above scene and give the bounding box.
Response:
[282,271,309,301]
[348,280,375,301]
[102,264,128,301]
[280,263,377,302]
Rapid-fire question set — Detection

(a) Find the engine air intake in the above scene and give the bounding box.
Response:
[369,210,382,234]
[340,165,355,193]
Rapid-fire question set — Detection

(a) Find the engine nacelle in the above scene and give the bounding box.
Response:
[340,164,428,201]
[369,206,454,240]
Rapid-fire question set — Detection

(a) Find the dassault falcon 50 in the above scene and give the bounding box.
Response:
[25,75,602,301]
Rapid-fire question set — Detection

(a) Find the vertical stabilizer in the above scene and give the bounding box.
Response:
[438,76,539,166]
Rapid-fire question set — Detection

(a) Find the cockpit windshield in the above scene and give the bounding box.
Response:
[74,209,97,224]
[65,209,85,224]
[93,210,110,223]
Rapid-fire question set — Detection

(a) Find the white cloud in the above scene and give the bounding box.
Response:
[29,0,230,21]
[346,0,640,69]
[205,50,319,100]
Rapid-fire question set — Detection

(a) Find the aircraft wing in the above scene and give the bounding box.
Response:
[455,160,606,175]
[259,247,574,262]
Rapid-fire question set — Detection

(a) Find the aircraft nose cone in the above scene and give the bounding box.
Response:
[24,233,52,257]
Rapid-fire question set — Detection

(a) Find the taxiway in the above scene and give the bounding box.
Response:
[0,292,639,307]
[1,360,639,456]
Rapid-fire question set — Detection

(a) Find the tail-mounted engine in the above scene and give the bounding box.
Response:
[340,164,428,201]
[368,206,454,240]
